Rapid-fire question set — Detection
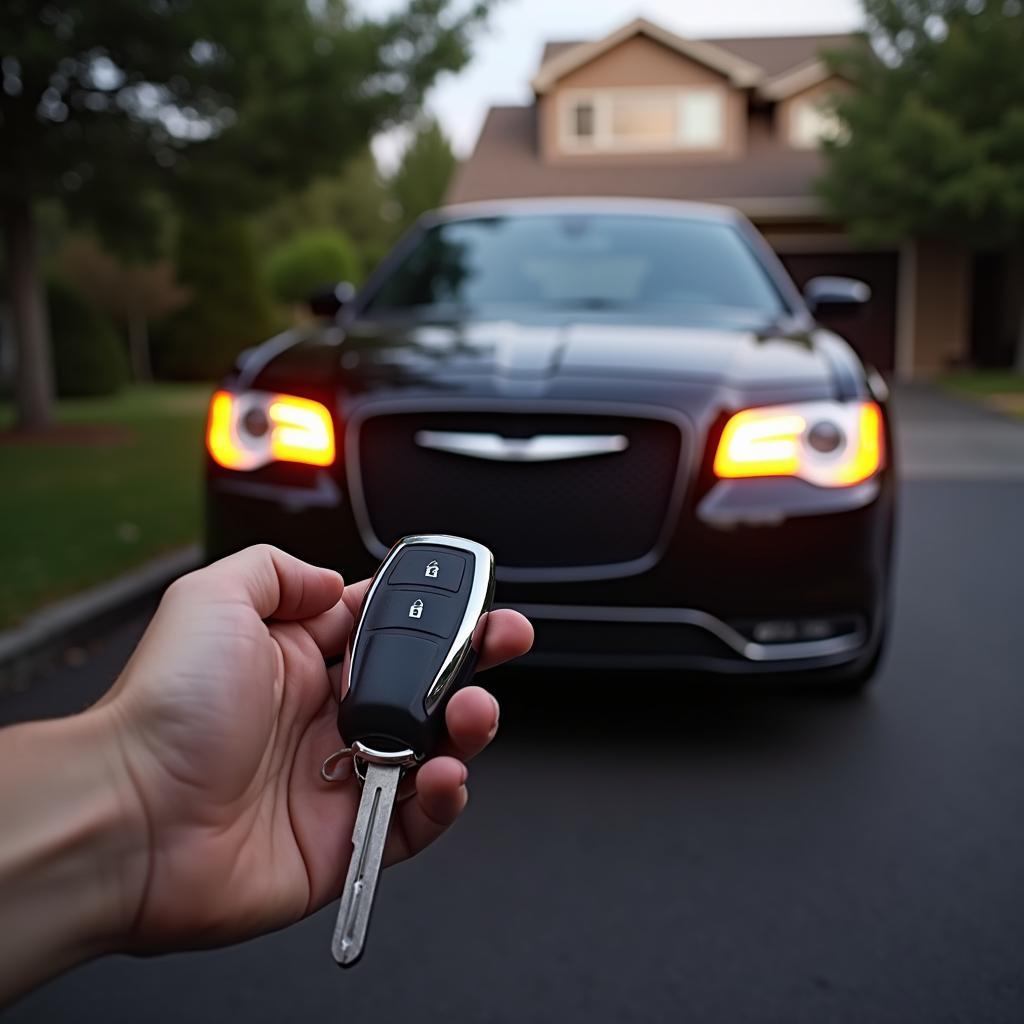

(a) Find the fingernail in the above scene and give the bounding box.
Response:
[459,764,468,784]
[490,694,501,723]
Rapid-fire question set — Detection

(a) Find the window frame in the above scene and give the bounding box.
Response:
[559,86,728,154]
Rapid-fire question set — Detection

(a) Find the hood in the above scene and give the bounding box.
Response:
[339,314,833,389]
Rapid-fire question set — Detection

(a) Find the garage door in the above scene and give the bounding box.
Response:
[778,252,898,372]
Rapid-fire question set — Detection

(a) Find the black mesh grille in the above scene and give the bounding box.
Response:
[354,411,684,570]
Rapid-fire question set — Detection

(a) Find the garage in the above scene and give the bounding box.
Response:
[777,250,899,373]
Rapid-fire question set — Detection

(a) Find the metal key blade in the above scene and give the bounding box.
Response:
[331,762,401,967]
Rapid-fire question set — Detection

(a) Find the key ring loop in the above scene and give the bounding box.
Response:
[320,747,354,783]
[321,742,420,784]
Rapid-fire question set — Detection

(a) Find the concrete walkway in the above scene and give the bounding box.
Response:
[892,384,1024,481]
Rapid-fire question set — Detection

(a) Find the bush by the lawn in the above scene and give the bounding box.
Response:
[265,229,360,305]
[155,216,277,381]
[49,279,128,397]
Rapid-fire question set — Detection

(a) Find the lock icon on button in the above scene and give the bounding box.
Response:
[408,599,424,619]
[424,560,440,579]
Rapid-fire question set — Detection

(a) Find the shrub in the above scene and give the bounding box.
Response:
[48,279,128,397]
[265,230,360,305]
[155,216,277,381]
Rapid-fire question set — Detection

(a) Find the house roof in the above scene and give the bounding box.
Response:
[448,22,863,217]
[702,33,859,78]
[536,28,861,96]
[446,105,827,218]
[531,18,764,93]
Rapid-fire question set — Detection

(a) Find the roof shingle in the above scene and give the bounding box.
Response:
[538,31,860,80]
[446,106,827,213]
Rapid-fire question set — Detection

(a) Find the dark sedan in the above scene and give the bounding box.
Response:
[205,198,895,690]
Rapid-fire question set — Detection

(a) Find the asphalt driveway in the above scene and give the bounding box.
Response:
[3,386,1023,1023]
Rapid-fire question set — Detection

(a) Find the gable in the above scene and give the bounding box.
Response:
[554,33,732,91]
[531,18,761,94]
[534,27,864,101]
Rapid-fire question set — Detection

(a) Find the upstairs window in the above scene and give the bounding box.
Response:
[562,88,726,153]
[609,92,677,143]
[789,95,845,148]
[572,99,595,140]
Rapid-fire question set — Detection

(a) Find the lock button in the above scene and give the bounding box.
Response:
[388,548,467,593]
[364,587,467,640]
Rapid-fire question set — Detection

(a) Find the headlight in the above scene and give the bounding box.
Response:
[206,390,335,471]
[713,400,883,487]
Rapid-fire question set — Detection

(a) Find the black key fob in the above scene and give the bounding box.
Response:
[337,534,495,762]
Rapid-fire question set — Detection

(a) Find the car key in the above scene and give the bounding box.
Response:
[329,534,495,967]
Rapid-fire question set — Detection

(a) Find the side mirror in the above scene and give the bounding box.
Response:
[308,281,356,319]
[803,276,871,316]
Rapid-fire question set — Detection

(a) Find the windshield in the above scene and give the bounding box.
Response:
[364,213,787,319]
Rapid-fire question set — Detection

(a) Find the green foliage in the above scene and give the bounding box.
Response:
[264,230,361,304]
[48,279,128,397]
[390,119,457,226]
[819,0,1024,247]
[0,0,493,233]
[253,150,400,278]
[156,217,276,380]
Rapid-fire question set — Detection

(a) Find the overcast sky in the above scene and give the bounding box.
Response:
[363,0,863,170]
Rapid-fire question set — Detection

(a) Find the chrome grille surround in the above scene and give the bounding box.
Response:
[345,398,693,583]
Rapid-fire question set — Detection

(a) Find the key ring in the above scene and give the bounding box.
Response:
[320,742,420,784]
[320,747,354,783]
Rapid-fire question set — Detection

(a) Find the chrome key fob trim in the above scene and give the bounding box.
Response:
[340,534,496,758]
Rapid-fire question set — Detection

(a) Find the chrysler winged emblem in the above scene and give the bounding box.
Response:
[413,431,629,462]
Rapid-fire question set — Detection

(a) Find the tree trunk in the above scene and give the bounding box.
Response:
[3,199,54,430]
[128,314,152,382]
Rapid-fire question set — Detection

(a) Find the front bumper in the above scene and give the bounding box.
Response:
[206,445,895,676]
[502,602,876,673]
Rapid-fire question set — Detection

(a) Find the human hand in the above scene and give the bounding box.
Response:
[96,544,532,950]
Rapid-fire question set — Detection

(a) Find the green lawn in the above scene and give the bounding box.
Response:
[939,370,1024,394]
[0,385,210,629]
[939,370,1024,419]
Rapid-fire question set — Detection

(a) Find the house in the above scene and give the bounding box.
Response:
[447,17,973,378]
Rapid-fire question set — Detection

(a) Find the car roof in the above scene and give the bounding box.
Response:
[428,196,747,226]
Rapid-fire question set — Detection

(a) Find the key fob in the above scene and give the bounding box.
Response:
[337,534,495,763]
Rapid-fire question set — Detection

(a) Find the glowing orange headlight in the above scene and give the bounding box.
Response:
[267,395,335,466]
[207,390,335,471]
[714,400,883,488]
[714,409,806,479]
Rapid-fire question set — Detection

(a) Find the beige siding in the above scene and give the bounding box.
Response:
[538,35,746,163]
[910,239,971,373]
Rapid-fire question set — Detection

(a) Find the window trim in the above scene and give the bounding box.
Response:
[559,86,728,154]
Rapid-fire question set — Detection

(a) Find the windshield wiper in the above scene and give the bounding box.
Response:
[541,297,635,310]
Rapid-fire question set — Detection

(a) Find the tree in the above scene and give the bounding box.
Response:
[390,118,457,227]
[48,279,128,397]
[57,236,190,380]
[265,230,360,307]
[253,149,400,280]
[155,215,276,381]
[0,0,492,429]
[818,0,1024,363]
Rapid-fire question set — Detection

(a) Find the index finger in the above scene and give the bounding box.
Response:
[175,544,344,622]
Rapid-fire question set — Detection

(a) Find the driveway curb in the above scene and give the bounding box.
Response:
[0,545,201,691]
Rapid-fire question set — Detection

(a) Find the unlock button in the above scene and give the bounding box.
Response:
[368,588,467,639]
